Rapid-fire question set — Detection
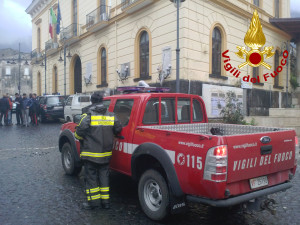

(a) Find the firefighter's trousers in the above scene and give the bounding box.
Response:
[84,161,110,206]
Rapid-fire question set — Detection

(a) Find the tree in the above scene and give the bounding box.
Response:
[219,91,245,124]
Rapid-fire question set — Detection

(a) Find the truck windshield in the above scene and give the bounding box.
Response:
[114,99,134,127]
[47,96,65,105]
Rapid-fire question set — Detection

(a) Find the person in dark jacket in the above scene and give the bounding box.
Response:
[30,94,39,126]
[75,93,122,210]
[14,93,23,125]
[0,94,10,126]
[21,93,31,127]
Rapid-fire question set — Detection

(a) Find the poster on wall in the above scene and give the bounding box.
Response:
[85,62,92,84]
[211,93,226,117]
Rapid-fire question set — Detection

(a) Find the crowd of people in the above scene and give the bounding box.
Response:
[0,93,39,127]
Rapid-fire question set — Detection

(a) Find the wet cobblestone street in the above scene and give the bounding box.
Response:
[0,120,299,225]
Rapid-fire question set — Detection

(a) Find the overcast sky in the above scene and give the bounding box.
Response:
[0,0,299,53]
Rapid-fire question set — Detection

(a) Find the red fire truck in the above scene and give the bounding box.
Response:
[59,86,298,220]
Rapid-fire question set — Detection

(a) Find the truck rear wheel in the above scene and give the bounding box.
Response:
[61,142,82,176]
[138,169,169,221]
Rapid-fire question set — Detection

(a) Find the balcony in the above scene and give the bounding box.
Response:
[45,39,59,55]
[121,0,154,14]
[60,23,82,45]
[86,5,110,33]
[31,48,42,64]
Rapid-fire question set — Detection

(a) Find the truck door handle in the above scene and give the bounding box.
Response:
[261,145,272,155]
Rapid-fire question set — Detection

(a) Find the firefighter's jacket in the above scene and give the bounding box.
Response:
[75,103,122,164]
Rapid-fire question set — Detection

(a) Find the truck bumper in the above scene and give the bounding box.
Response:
[186,182,292,207]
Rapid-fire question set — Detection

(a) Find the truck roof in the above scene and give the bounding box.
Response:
[106,93,201,99]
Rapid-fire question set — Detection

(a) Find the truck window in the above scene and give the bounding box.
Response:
[193,99,203,122]
[78,96,90,102]
[161,98,175,124]
[65,97,73,106]
[177,98,190,123]
[114,99,134,127]
[143,98,159,125]
[103,100,111,109]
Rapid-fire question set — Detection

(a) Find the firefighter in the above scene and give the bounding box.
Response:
[75,93,122,210]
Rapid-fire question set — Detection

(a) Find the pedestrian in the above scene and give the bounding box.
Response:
[30,94,39,126]
[6,94,13,126]
[29,93,33,125]
[0,94,9,126]
[14,93,23,125]
[21,93,31,127]
[75,93,122,210]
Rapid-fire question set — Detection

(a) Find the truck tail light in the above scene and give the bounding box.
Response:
[43,105,47,111]
[295,136,299,166]
[204,145,228,182]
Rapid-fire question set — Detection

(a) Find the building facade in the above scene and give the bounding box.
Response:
[26,0,292,117]
[0,49,32,97]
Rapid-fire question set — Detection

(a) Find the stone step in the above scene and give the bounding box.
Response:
[269,108,300,117]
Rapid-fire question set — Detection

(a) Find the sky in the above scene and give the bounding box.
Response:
[0,0,299,53]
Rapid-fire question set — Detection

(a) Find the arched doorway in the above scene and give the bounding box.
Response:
[70,55,82,94]
[74,56,82,94]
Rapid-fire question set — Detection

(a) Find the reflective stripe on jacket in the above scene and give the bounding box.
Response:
[75,103,122,164]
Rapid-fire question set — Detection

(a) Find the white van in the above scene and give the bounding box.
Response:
[64,94,91,122]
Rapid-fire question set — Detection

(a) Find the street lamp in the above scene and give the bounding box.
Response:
[40,49,47,95]
[170,0,185,93]
[8,43,22,94]
[58,42,72,96]
[281,41,290,108]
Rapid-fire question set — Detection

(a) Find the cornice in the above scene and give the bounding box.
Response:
[209,0,291,39]
[26,0,53,19]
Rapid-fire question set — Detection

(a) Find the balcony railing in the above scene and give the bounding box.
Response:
[31,49,39,59]
[31,48,42,63]
[45,40,58,52]
[86,5,110,30]
[60,23,81,42]
[121,0,154,12]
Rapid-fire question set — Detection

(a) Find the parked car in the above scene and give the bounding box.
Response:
[58,86,298,221]
[12,102,16,113]
[64,94,91,122]
[38,95,66,122]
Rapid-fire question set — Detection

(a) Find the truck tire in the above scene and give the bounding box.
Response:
[138,169,169,221]
[61,142,82,176]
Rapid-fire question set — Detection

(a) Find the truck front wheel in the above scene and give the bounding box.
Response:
[61,142,82,176]
[138,169,169,221]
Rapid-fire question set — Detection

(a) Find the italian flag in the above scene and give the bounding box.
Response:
[49,7,57,39]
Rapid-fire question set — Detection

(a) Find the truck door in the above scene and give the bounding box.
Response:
[110,98,137,175]
[64,96,73,121]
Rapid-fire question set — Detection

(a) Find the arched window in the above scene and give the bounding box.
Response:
[275,0,280,18]
[52,66,58,94]
[253,0,260,7]
[139,31,149,79]
[253,67,259,80]
[37,28,41,52]
[274,50,279,87]
[101,48,107,85]
[212,27,222,76]
[37,72,41,96]
[73,0,78,35]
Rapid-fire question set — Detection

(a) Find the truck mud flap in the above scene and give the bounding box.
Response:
[186,182,292,207]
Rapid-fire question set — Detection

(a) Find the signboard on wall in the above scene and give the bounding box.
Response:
[85,62,92,84]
